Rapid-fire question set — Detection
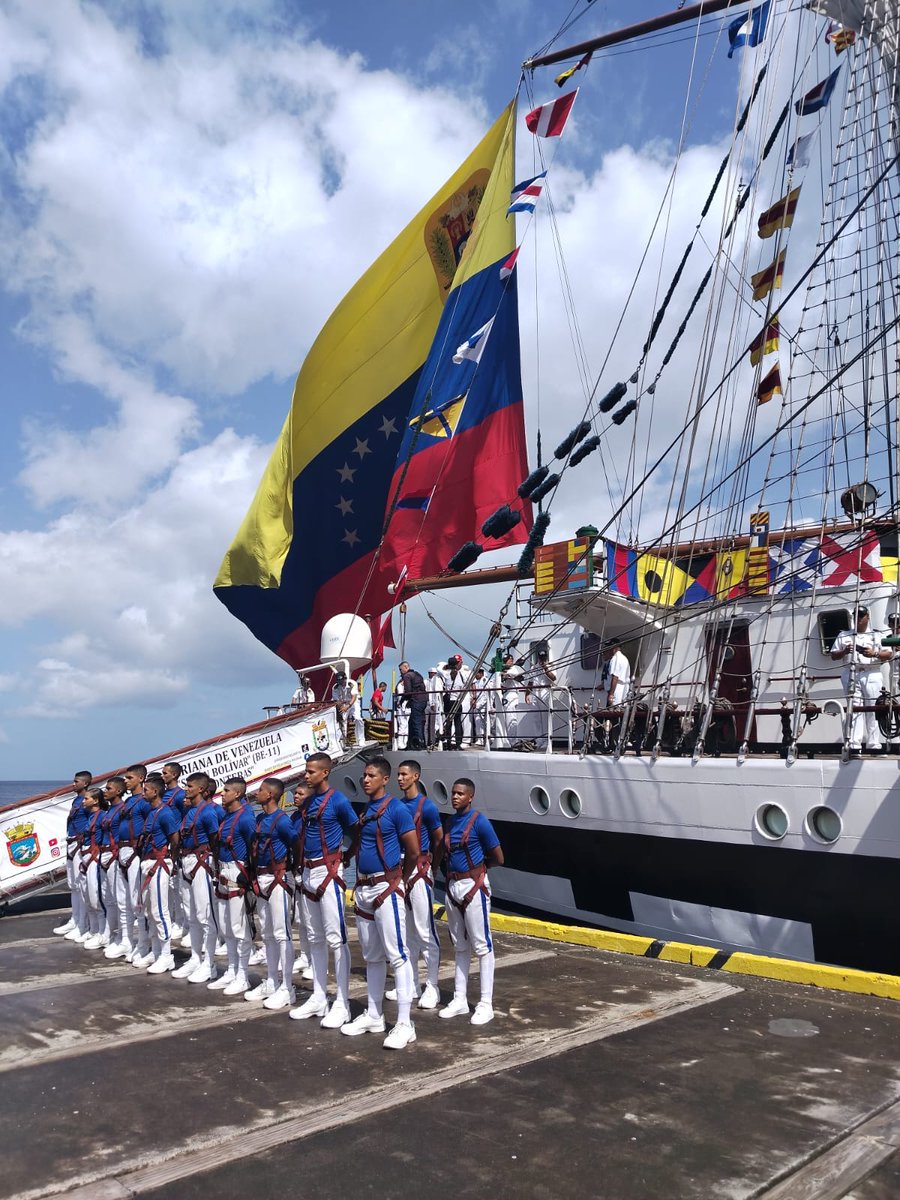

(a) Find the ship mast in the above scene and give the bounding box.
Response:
[524,0,745,69]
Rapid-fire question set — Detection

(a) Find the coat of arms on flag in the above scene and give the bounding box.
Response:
[5,822,40,868]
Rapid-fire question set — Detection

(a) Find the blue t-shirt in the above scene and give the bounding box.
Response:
[255,809,294,868]
[400,794,443,855]
[446,809,500,873]
[357,796,414,875]
[84,809,102,848]
[142,805,180,852]
[297,789,358,858]
[162,785,186,817]
[115,795,151,844]
[180,803,221,852]
[218,807,257,862]
[67,796,88,838]
[100,801,122,848]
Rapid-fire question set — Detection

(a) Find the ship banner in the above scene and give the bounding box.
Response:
[604,529,883,606]
[0,707,344,903]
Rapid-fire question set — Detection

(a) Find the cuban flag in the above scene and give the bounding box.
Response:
[452,317,495,365]
[728,1,771,57]
[525,90,578,138]
[507,171,547,216]
[795,67,841,116]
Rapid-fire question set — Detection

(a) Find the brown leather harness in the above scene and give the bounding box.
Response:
[299,789,346,903]
[214,810,253,901]
[139,808,174,896]
[445,811,490,915]
[404,794,435,902]
[179,802,216,883]
[354,796,405,920]
[254,810,294,901]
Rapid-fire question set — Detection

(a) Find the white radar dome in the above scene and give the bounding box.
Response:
[319,613,373,672]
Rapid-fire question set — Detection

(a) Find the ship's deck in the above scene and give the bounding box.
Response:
[3,893,900,1200]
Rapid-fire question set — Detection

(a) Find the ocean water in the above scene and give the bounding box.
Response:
[0,781,67,807]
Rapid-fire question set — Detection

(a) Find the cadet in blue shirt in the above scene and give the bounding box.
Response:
[138,772,181,974]
[56,770,93,941]
[162,761,188,939]
[439,777,503,1027]
[289,752,358,1027]
[342,757,419,1050]
[99,776,126,956]
[209,777,257,997]
[172,771,222,984]
[113,764,153,964]
[395,760,444,1009]
[245,778,296,1010]
[78,786,108,949]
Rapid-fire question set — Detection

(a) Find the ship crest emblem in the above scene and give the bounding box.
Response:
[424,170,490,296]
[312,720,330,752]
[5,821,41,868]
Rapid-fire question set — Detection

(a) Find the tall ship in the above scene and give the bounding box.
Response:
[12,1,896,976]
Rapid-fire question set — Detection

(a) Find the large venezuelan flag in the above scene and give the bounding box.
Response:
[215,104,531,668]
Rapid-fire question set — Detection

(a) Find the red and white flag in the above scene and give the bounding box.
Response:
[525,90,578,138]
[820,530,882,586]
[499,247,520,280]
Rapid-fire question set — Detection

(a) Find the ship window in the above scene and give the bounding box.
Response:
[755,803,788,840]
[432,779,449,806]
[342,775,358,797]
[817,609,852,654]
[806,806,842,844]
[529,640,551,667]
[529,786,550,815]
[580,632,604,671]
[560,788,582,819]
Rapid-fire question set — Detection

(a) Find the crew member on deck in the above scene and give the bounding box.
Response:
[138,772,181,974]
[602,639,631,707]
[247,777,296,1010]
[173,771,221,984]
[831,605,893,753]
[395,760,443,1009]
[55,770,92,942]
[209,777,256,997]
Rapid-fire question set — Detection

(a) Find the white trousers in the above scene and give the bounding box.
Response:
[80,855,106,934]
[141,859,172,956]
[67,845,87,931]
[301,863,350,1006]
[115,850,144,951]
[425,706,444,744]
[257,874,295,987]
[216,861,251,975]
[845,669,885,749]
[406,875,440,989]
[446,874,495,1005]
[182,853,218,966]
[101,855,119,941]
[355,880,415,1021]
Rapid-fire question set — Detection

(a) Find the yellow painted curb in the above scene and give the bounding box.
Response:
[485,911,900,1002]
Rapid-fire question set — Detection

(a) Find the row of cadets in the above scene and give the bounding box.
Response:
[245,777,297,1009]
[208,777,257,995]
[160,762,187,938]
[138,772,182,973]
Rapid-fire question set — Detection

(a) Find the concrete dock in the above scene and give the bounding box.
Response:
[2,894,900,1200]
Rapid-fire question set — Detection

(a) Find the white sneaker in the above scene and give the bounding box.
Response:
[98,933,110,947]
[171,956,200,979]
[104,942,128,960]
[383,1020,416,1050]
[208,968,236,991]
[83,934,103,950]
[214,941,228,958]
[180,933,194,949]
[223,973,250,996]
[53,918,75,935]
[418,984,440,1010]
[321,1002,353,1030]
[293,953,310,975]
[248,947,266,965]
[263,985,296,1011]
[170,924,185,940]
[64,928,82,942]
[385,987,398,1002]
[339,1010,385,1036]
[188,964,217,984]
[471,1001,494,1025]
[244,979,276,1001]
[439,996,470,1019]
[147,955,175,974]
[132,952,155,969]
[125,947,137,963]
[289,995,328,1020]
[74,930,92,944]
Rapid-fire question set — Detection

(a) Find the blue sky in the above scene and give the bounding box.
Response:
[0,0,798,777]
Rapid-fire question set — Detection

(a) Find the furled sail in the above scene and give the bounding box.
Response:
[215,104,531,668]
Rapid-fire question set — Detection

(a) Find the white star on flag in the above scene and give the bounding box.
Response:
[336,497,353,515]
[379,416,398,438]
[452,317,495,365]
[353,437,371,458]
[342,529,360,547]
[337,462,356,483]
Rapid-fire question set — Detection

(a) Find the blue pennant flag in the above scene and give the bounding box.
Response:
[795,66,841,116]
[728,1,771,58]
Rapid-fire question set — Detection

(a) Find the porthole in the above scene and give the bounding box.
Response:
[432,779,449,805]
[342,775,358,797]
[560,788,582,819]
[529,786,550,815]
[755,803,788,840]
[806,806,842,844]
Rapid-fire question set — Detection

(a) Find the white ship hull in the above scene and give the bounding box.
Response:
[373,746,900,974]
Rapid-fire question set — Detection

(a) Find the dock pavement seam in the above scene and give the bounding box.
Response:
[32,977,739,1200]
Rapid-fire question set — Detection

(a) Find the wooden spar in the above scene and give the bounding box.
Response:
[403,563,529,595]
[524,0,744,70]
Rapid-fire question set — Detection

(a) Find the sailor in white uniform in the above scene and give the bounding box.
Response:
[425,667,445,748]
[831,606,893,751]
[602,640,631,706]
[332,671,364,745]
